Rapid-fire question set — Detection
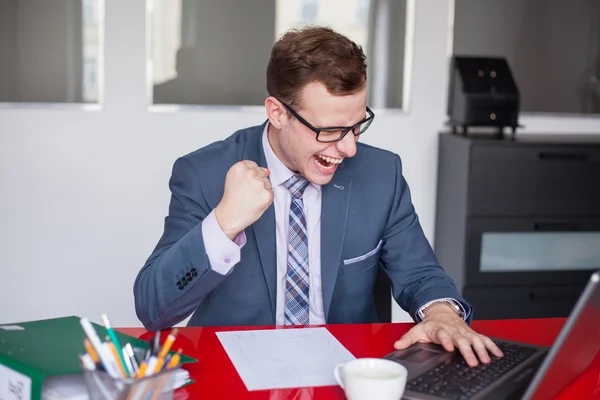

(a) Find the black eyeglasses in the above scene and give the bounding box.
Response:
[280,101,375,143]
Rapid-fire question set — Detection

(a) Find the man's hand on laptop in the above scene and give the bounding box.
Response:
[393,302,504,367]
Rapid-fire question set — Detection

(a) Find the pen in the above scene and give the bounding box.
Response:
[123,343,140,375]
[161,355,172,371]
[102,313,130,376]
[122,348,135,378]
[83,338,99,364]
[152,331,161,357]
[79,317,120,378]
[144,335,154,360]
[79,353,97,371]
[151,328,179,373]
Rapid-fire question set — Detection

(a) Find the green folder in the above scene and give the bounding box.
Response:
[0,316,197,400]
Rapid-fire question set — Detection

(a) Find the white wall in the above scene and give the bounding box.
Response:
[1,0,599,327]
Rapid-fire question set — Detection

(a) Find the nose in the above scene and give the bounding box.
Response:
[335,131,358,158]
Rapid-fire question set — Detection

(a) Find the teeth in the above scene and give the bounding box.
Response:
[317,154,343,164]
[315,157,335,170]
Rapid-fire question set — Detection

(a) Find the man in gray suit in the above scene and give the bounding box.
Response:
[134,27,503,366]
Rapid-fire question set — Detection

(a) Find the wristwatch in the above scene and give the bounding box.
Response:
[418,298,466,320]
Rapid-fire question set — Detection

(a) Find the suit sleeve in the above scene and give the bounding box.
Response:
[379,154,473,323]
[133,157,243,331]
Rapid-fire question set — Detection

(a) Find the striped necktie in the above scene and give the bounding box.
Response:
[283,174,310,325]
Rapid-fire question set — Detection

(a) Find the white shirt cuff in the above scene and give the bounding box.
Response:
[417,298,467,321]
[201,211,246,275]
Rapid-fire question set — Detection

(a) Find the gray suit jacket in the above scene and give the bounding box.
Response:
[133,122,471,331]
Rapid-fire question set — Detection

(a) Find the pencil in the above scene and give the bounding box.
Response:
[84,338,99,364]
[106,336,127,378]
[166,349,182,369]
[157,328,179,359]
[153,357,166,374]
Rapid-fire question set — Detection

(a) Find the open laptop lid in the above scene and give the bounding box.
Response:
[522,270,600,400]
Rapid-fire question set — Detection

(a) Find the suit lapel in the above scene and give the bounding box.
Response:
[252,205,277,320]
[320,168,352,322]
[244,123,278,321]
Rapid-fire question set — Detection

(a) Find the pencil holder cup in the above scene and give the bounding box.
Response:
[84,367,180,400]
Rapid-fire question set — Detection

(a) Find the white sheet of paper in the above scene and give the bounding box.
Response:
[216,327,355,391]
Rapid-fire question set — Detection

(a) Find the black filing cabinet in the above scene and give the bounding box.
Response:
[434,133,600,319]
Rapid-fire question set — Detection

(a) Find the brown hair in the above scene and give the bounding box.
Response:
[266,26,367,108]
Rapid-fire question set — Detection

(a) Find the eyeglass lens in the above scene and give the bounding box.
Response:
[317,118,373,142]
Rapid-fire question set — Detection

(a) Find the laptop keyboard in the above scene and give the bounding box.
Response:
[405,341,539,399]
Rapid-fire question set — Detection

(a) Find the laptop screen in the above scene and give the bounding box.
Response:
[523,271,600,400]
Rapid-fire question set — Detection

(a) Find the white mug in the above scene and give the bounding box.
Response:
[334,358,407,400]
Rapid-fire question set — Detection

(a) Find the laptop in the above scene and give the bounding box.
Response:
[384,270,600,400]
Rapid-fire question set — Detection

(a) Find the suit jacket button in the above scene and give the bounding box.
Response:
[186,272,193,281]
[191,268,198,277]
[181,277,188,286]
[177,282,184,290]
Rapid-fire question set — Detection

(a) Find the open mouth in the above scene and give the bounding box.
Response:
[314,154,343,170]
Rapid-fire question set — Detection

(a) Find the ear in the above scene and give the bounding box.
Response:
[265,96,286,129]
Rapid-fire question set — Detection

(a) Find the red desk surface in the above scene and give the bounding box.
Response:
[118,319,600,399]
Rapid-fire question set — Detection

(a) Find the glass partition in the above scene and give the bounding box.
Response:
[0,0,102,104]
[149,0,408,108]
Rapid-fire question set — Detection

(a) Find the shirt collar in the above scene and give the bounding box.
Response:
[261,122,321,192]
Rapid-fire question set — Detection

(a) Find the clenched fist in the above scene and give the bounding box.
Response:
[214,160,274,240]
